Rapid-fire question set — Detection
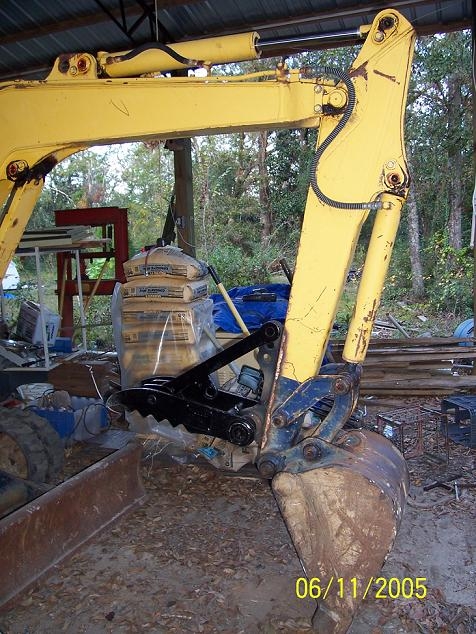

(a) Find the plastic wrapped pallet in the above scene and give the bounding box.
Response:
[123,246,208,280]
[121,298,213,345]
[121,335,216,387]
[112,254,215,388]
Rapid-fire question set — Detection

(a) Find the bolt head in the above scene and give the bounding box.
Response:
[334,376,351,395]
[259,460,277,478]
[272,414,287,428]
[303,442,321,461]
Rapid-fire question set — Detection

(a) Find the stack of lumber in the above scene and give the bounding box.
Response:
[331,337,476,396]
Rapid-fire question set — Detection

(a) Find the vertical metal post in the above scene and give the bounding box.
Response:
[74,249,88,350]
[34,247,50,370]
[173,138,196,257]
[0,283,5,322]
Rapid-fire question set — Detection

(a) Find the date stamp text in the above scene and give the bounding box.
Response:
[295,577,427,601]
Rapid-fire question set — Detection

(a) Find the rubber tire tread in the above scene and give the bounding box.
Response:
[0,411,49,482]
[10,408,64,482]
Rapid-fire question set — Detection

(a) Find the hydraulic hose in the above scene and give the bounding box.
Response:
[108,42,197,68]
[310,67,382,211]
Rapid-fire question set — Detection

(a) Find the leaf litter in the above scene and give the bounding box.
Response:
[0,406,474,633]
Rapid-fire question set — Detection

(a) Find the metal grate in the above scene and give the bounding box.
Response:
[377,405,448,463]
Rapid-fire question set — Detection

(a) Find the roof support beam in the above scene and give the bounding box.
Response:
[0,0,198,46]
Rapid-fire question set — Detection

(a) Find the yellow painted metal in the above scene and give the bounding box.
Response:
[344,193,403,362]
[276,9,415,383]
[0,181,44,271]
[278,193,367,383]
[0,147,85,276]
[0,73,321,278]
[0,8,414,374]
[98,32,260,77]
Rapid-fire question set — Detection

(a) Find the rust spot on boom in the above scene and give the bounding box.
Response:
[349,61,368,80]
[373,68,399,83]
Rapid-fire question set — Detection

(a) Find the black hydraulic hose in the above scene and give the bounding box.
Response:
[111,42,198,68]
[310,66,382,211]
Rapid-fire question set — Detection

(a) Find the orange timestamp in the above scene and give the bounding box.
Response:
[295,576,428,600]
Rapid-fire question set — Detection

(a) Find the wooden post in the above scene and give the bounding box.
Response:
[173,137,196,257]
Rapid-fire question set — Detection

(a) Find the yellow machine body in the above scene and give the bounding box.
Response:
[0,10,416,632]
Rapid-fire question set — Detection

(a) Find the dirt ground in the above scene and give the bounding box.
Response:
[0,404,475,634]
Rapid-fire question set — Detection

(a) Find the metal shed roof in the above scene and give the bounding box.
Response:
[0,0,472,81]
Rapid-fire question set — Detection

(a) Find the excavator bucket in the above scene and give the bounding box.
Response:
[272,429,408,633]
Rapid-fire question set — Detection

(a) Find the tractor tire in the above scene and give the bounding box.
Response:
[0,410,49,482]
[7,408,64,482]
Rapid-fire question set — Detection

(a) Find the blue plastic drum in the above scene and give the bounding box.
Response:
[453,318,474,345]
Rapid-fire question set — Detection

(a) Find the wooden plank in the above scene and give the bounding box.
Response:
[362,351,476,364]
[331,337,475,347]
[362,375,476,388]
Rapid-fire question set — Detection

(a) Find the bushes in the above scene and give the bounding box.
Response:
[205,242,280,289]
[379,232,474,318]
[424,233,473,315]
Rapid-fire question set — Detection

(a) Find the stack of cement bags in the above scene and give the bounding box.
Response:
[114,247,215,387]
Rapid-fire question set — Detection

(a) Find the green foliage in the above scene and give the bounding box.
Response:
[111,143,174,252]
[85,258,115,279]
[267,128,315,244]
[407,31,473,243]
[423,232,473,315]
[206,242,280,290]
[31,148,122,227]
[381,238,414,303]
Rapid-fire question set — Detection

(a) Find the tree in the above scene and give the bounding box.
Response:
[403,31,473,312]
[405,188,425,298]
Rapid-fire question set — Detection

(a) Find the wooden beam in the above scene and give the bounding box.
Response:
[173,138,196,257]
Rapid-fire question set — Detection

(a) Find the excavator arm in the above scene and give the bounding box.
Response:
[0,9,415,632]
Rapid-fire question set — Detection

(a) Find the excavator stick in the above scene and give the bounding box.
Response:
[257,10,416,631]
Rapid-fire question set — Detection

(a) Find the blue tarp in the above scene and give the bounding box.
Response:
[211,284,290,333]
[211,283,336,365]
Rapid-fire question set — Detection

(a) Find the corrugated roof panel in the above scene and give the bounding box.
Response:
[0,0,472,81]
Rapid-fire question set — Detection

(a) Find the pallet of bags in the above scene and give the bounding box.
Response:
[121,332,216,387]
[112,247,216,388]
